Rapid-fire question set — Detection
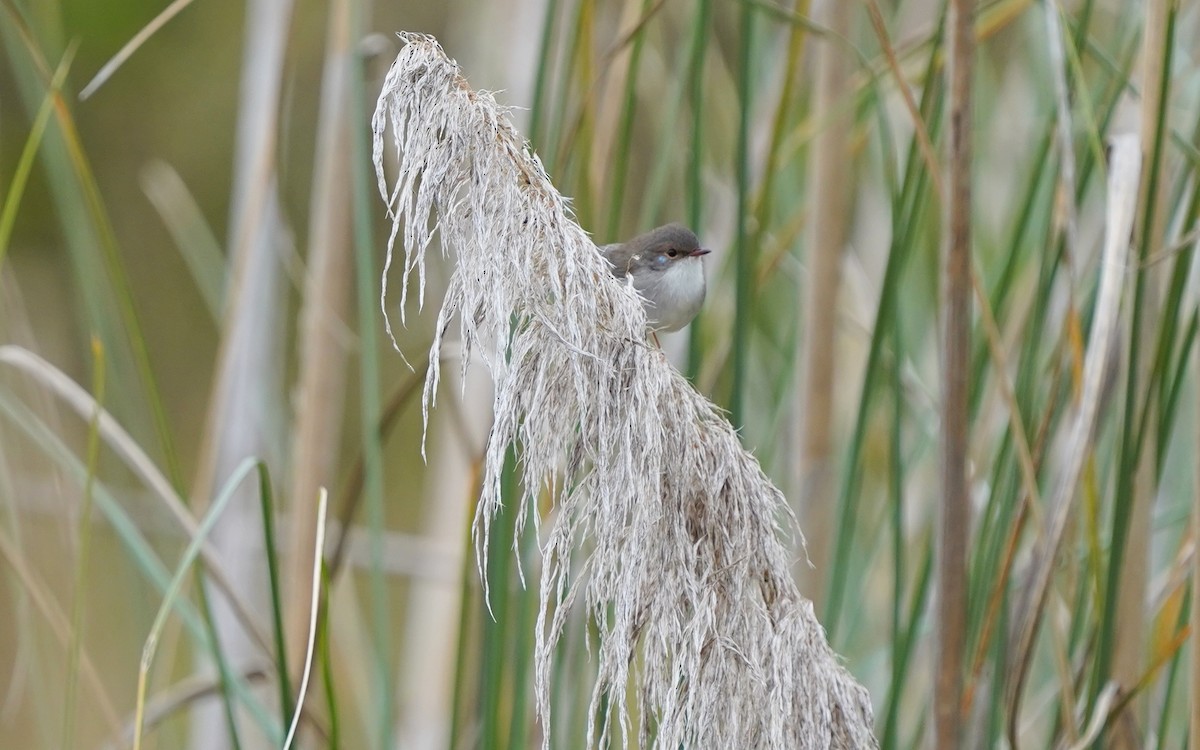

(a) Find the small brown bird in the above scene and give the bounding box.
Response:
[600,224,710,332]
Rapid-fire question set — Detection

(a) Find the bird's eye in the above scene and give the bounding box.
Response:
[666,248,679,258]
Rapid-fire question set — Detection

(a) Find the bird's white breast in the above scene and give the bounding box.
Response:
[635,257,706,332]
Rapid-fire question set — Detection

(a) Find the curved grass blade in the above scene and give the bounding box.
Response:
[131,458,277,750]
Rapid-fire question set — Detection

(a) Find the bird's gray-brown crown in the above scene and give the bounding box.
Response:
[604,223,705,277]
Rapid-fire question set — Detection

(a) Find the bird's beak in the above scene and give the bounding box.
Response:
[690,248,711,257]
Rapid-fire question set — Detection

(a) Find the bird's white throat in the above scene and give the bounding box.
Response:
[634,257,706,332]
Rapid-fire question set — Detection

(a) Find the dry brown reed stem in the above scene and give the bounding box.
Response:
[936,0,974,747]
[794,0,854,606]
[373,33,877,750]
[283,0,354,703]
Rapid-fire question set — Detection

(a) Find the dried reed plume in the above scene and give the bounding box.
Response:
[373,33,876,749]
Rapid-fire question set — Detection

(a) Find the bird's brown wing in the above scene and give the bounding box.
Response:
[599,242,633,279]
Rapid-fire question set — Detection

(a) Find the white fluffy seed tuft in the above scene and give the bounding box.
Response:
[372,32,877,750]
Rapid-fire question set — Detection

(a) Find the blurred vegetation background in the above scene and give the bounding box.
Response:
[2,0,1198,748]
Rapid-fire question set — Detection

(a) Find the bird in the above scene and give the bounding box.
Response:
[600,223,710,334]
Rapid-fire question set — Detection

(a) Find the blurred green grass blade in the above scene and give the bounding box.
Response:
[963,7,1138,716]
[825,11,945,638]
[506,515,539,750]
[603,0,653,240]
[981,605,1008,746]
[749,0,812,248]
[76,0,195,101]
[684,0,713,379]
[0,9,184,490]
[544,0,590,174]
[0,42,74,276]
[1148,113,1200,475]
[132,457,271,750]
[479,449,519,745]
[972,0,1122,418]
[636,38,694,231]
[882,532,933,750]
[1095,2,1176,711]
[686,0,710,234]
[1002,26,1130,435]
[966,434,1021,646]
[281,487,329,750]
[567,608,594,747]
[968,129,1053,413]
[527,0,560,149]
[7,4,255,734]
[1156,313,1197,477]
[140,160,227,323]
[62,335,104,750]
[883,323,905,750]
[549,0,596,217]
[448,516,479,750]
[1054,0,1111,189]
[0,389,279,738]
[319,561,340,749]
[1154,589,1190,750]
[257,465,293,724]
[730,0,756,427]
[348,0,394,742]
